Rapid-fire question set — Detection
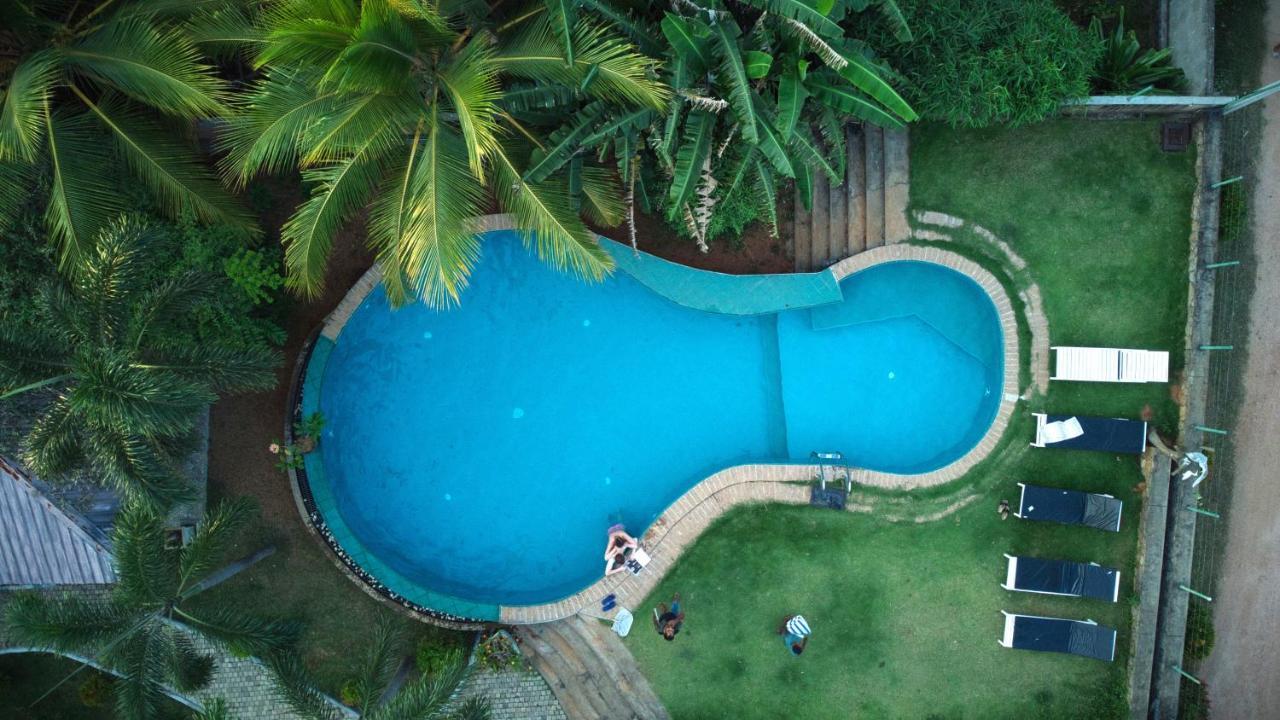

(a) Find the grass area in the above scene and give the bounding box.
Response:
[912,118,1194,433]
[629,118,1194,719]
[0,653,187,720]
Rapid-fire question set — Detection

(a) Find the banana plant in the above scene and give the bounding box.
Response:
[522,0,917,250]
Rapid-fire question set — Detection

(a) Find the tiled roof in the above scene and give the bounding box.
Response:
[0,456,116,587]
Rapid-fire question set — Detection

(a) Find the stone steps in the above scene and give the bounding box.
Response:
[792,124,910,271]
[516,615,669,720]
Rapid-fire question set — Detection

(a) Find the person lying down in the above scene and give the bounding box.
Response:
[604,524,638,576]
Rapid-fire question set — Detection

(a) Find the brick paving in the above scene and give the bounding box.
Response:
[447,665,567,720]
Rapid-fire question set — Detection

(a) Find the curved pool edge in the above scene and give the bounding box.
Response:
[296,216,1022,626]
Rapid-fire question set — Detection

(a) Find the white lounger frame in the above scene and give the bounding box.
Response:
[1051,346,1169,383]
[998,612,1116,662]
[1001,554,1121,602]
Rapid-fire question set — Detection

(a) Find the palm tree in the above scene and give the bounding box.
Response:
[5,498,299,720]
[223,0,668,306]
[0,216,279,508]
[0,0,256,270]
[270,616,489,720]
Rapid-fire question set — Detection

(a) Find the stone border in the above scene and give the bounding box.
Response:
[910,210,1051,395]
[301,219,1024,626]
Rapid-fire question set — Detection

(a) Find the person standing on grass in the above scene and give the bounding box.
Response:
[653,593,684,641]
[778,614,811,655]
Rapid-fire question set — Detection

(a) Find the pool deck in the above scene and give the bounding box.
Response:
[307,216,1023,626]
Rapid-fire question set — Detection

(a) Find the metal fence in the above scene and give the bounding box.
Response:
[1171,102,1263,718]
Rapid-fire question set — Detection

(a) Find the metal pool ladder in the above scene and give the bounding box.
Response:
[810,451,851,510]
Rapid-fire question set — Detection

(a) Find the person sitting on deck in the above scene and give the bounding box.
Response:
[778,614,811,655]
[604,524,638,575]
[653,593,684,641]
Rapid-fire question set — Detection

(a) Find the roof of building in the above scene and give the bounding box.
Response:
[0,456,117,587]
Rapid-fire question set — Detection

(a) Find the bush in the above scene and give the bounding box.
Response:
[854,0,1103,127]
[416,636,462,677]
[339,678,361,707]
[1184,602,1216,661]
[1090,9,1186,93]
[662,181,764,249]
[77,671,113,708]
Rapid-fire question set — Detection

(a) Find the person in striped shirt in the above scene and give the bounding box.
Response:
[778,614,811,655]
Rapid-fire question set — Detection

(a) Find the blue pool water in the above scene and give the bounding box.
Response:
[311,232,1003,607]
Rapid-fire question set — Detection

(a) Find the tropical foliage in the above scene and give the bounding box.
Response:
[853,0,1102,127]
[0,217,279,508]
[223,0,667,306]
[4,498,298,720]
[0,0,254,269]
[555,0,916,249]
[270,616,488,720]
[1090,9,1186,93]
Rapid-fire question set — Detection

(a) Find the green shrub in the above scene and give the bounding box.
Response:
[77,671,113,708]
[225,248,286,306]
[854,0,1103,127]
[1179,678,1211,720]
[1184,602,1216,661]
[339,678,361,707]
[1090,9,1186,93]
[662,181,764,249]
[416,636,462,677]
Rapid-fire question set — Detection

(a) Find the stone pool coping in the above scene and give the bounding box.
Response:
[296,215,1022,626]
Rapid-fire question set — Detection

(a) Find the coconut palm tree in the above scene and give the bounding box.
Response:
[0,0,257,269]
[5,498,299,720]
[270,616,489,720]
[222,0,668,306]
[0,216,279,508]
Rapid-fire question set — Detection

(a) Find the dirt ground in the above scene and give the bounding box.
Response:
[1201,7,1280,716]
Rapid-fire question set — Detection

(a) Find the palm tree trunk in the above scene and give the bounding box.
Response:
[181,546,276,599]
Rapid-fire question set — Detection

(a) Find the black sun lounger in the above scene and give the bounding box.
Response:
[1032,413,1147,454]
[1002,554,1121,602]
[999,612,1116,662]
[1016,483,1122,532]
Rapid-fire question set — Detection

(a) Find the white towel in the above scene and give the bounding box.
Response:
[786,615,811,638]
[612,608,634,637]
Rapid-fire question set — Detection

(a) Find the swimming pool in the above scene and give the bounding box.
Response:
[301,231,1005,616]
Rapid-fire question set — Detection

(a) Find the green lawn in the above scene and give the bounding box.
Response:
[629,119,1194,719]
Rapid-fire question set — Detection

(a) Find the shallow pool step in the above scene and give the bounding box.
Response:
[516,615,670,720]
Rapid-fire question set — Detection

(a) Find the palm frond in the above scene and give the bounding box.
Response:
[710,22,759,144]
[144,341,280,393]
[489,141,614,283]
[176,497,258,595]
[806,75,905,128]
[255,6,354,70]
[113,622,176,720]
[71,354,214,438]
[195,697,234,720]
[438,38,502,180]
[740,0,842,38]
[112,500,181,605]
[184,7,267,60]
[21,395,86,479]
[496,22,669,110]
[367,652,469,720]
[448,696,493,720]
[0,50,59,161]
[787,125,839,182]
[298,93,409,166]
[0,160,33,230]
[350,616,404,715]
[523,103,606,183]
[321,5,419,94]
[544,0,577,66]
[43,106,121,271]
[576,0,660,55]
[368,117,485,307]
[268,652,347,720]
[216,72,343,186]
[876,0,914,43]
[65,17,230,118]
[80,426,196,508]
[281,134,393,298]
[171,632,216,692]
[75,93,256,233]
[3,590,140,654]
[835,53,917,122]
[181,605,300,657]
[667,110,715,209]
